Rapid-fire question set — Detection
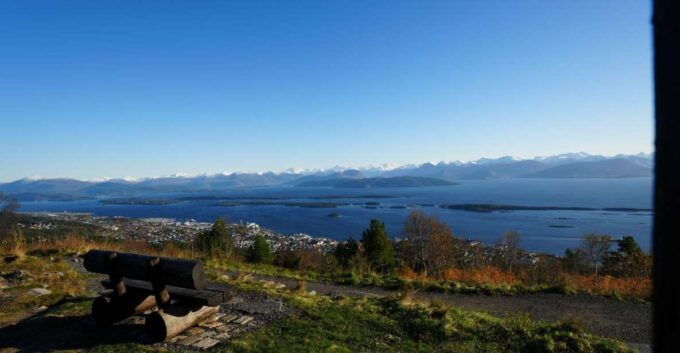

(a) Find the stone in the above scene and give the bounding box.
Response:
[2,270,29,281]
[185,327,205,335]
[167,335,186,343]
[28,288,51,296]
[221,314,239,323]
[215,325,230,333]
[0,277,8,289]
[3,256,19,264]
[32,306,48,313]
[273,282,286,289]
[206,312,225,322]
[177,335,203,346]
[199,321,224,329]
[193,337,220,350]
[233,315,253,325]
[308,290,317,296]
[213,332,231,340]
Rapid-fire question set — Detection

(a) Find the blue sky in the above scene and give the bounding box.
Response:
[0,1,653,181]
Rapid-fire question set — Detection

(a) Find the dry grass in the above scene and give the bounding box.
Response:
[22,234,198,259]
[441,266,520,286]
[565,274,652,299]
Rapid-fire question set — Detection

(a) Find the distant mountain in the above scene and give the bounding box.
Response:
[523,159,652,178]
[289,169,367,185]
[0,152,652,199]
[297,176,457,188]
[0,178,93,195]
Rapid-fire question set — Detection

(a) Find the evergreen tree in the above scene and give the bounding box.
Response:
[247,234,273,264]
[195,218,234,257]
[360,219,394,271]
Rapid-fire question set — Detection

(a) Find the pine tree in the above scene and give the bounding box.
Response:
[247,234,273,264]
[195,218,234,257]
[360,219,393,271]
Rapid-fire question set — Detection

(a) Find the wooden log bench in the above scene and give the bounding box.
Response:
[84,249,233,341]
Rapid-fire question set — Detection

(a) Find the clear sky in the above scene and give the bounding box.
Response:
[0,0,653,182]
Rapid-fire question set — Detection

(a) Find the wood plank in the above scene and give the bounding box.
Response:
[101,278,222,306]
[85,249,207,289]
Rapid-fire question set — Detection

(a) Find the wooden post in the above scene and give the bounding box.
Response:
[107,252,126,297]
[148,257,171,310]
[145,304,220,341]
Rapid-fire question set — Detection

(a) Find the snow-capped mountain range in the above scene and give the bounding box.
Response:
[0,152,652,200]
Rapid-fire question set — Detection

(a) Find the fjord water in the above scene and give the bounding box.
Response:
[18,178,652,255]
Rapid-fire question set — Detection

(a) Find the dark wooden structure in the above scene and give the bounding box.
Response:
[653,1,680,352]
[84,249,232,340]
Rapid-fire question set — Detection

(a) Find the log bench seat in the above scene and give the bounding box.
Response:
[83,249,233,341]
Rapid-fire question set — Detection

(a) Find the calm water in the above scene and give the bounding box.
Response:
[18,178,652,255]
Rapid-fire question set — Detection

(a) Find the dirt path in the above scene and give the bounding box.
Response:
[244,273,652,350]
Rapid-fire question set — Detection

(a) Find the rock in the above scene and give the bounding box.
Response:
[167,334,186,343]
[2,270,29,281]
[215,324,231,333]
[308,290,317,296]
[193,337,220,350]
[213,332,231,340]
[221,314,239,323]
[199,321,224,329]
[32,306,48,313]
[233,315,253,325]
[220,274,231,282]
[177,335,203,346]
[206,312,225,322]
[28,288,52,296]
[0,277,8,289]
[273,282,286,289]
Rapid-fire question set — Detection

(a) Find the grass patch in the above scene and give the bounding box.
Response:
[216,281,633,353]
[0,255,89,325]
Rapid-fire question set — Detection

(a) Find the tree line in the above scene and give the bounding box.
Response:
[195,209,651,282]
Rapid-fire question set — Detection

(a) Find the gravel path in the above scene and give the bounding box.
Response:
[244,273,652,350]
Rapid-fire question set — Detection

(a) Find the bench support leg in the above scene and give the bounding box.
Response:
[92,293,157,326]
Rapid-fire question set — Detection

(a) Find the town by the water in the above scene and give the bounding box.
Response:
[18,212,339,253]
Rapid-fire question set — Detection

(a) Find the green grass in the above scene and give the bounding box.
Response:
[215,281,632,353]
[0,255,89,324]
